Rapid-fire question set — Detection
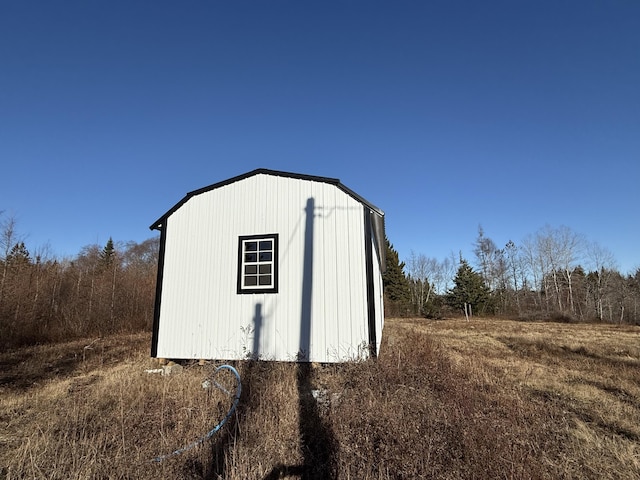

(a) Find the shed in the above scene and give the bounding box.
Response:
[149,168,385,363]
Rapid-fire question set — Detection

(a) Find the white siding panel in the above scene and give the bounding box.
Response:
[348,212,367,357]
[156,173,372,362]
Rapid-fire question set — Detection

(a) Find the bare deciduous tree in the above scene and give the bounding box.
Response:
[0,213,21,309]
[504,240,522,313]
[407,251,443,315]
[585,241,617,320]
[473,226,507,292]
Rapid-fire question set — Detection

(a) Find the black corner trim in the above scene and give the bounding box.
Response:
[364,209,377,358]
[150,224,167,357]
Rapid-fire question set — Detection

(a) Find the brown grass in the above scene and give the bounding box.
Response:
[1,318,639,479]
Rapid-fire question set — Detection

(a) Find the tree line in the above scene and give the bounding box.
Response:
[3,213,639,349]
[0,215,158,348]
[384,225,640,324]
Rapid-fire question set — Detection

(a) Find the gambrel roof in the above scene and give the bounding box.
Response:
[149,168,386,271]
[150,168,384,229]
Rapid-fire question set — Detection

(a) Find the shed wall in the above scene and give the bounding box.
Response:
[371,229,385,355]
[155,174,371,362]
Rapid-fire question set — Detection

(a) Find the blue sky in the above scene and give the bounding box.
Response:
[1,1,639,273]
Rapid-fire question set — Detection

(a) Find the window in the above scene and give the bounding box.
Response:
[237,234,278,294]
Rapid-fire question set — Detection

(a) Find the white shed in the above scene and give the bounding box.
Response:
[149,169,385,363]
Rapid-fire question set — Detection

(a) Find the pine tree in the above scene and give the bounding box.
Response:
[382,238,411,315]
[7,242,31,266]
[100,237,115,267]
[446,258,493,318]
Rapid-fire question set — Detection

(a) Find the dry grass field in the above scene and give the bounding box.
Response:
[1,317,639,479]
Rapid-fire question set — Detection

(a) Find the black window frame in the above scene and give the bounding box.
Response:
[237,233,279,294]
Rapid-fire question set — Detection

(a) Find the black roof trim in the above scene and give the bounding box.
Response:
[150,168,384,230]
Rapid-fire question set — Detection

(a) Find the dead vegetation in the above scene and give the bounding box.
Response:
[1,318,639,479]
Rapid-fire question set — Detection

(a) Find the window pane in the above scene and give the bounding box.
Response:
[238,234,277,294]
[259,252,272,262]
[259,240,272,250]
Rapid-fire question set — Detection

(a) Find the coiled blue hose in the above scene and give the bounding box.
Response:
[152,364,242,463]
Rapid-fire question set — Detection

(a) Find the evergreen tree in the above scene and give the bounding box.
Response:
[7,242,31,266]
[446,258,493,318]
[382,238,411,315]
[100,237,116,267]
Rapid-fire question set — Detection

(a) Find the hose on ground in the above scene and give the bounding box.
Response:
[152,364,242,463]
